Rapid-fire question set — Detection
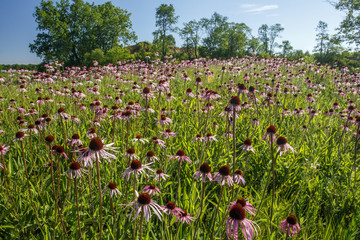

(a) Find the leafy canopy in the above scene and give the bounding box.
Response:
[29,0,137,65]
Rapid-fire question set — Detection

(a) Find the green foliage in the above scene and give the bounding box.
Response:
[258,24,284,54]
[333,0,360,49]
[200,13,251,58]
[29,0,137,66]
[153,4,179,57]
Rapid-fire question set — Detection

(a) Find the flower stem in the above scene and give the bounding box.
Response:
[95,155,103,240]
[209,185,224,240]
[74,178,83,240]
[193,181,205,239]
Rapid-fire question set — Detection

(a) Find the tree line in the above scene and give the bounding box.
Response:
[23,0,360,70]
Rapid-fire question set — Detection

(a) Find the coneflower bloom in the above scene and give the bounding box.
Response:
[228,96,242,112]
[52,145,68,159]
[122,160,154,180]
[131,135,149,144]
[143,184,161,195]
[153,169,169,181]
[13,131,28,141]
[0,144,10,156]
[175,209,196,225]
[186,88,194,97]
[193,134,204,143]
[144,151,160,162]
[64,162,87,179]
[160,129,177,139]
[240,139,255,153]
[86,127,97,139]
[226,203,259,240]
[213,165,234,186]
[104,182,122,198]
[141,87,154,99]
[128,192,163,222]
[124,148,139,160]
[262,125,277,143]
[21,124,38,134]
[193,162,212,182]
[169,150,192,163]
[78,137,117,163]
[54,107,71,120]
[276,137,295,155]
[152,137,166,148]
[162,201,181,215]
[228,198,256,216]
[204,133,218,142]
[233,170,246,185]
[156,115,172,126]
[67,134,82,146]
[279,215,301,237]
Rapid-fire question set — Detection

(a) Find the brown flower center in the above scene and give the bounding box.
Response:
[89,137,103,151]
[229,204,246,220]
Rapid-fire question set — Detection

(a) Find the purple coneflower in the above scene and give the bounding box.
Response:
[144,151,159,162]
[262,125,277,143]
[156,115,172,126]
[233,170,246,185]
[78,137,117,163]
[152,136,166,148]
[193,162,212,182]
[162,201,181,215]
[153,169,169,181]
[169,150,192,163]
[240,139,255,153]
[104,182,121,198]
[86,127,97,139]
[128,192,163,222]
[131,135,149,144]
[175,209,195,225]
[229,198,256,216]
[67,134,82,146]
[193,134,204,143]
[64,162,86,179]
[124,148,139,160]
[52,145,68,159]
[279,215,301,237]
[160,129,177,139]
[142,184,161,195]
[226,203,259,240]
[228,96,242,112]
[122,160,154,180]
[0,144,10,156]
[213,165,233,186]
[276,137,295,155]
[204,133,217,142]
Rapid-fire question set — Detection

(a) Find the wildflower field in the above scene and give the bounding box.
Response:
[0,56,359,239]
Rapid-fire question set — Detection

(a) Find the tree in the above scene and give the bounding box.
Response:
[29,0,136,65]
[223,22,251,58]
[258,24,270,53]
[314,21,330,59]
[258,23,284,54]
[279,40,293,57]
[153,4,179,57]
[269,24,284,53]
[201,12,229,57]
[332,0,360,49]
[179,20,202,58]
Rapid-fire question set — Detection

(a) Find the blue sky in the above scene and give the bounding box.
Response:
[0,0,346,64]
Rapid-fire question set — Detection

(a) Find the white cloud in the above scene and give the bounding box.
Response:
[246,5,279,14]
[239,4,257,9]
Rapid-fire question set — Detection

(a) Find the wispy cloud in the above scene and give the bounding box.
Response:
[245,4,279,14]
[239,4,257,9]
